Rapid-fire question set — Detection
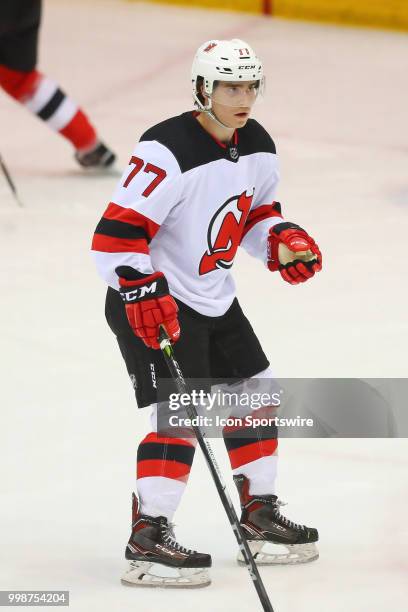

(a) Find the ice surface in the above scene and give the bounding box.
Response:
[1,1,407,610]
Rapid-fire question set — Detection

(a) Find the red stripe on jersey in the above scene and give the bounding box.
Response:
[103,202,160,240]
[241,203,282,239]
[227,438,278,470]
[137,459,191,482]
[91,233,149,254]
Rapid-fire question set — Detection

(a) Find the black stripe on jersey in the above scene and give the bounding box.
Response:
[37,88,65,120]
[140,111,276,174]
[94,218,150,242]
[223,428,278,452]
[137,442,196,465]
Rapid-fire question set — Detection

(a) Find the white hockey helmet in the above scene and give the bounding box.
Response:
[191,39,264,112]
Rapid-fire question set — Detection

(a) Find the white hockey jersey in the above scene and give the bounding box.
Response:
[92,111,282,316]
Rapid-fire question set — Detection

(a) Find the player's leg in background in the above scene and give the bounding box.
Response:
[0,0,115,168]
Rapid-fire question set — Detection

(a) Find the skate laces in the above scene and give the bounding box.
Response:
[161,521,196,555]
[273,499,305,531]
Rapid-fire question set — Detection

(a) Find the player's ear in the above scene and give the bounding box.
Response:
[196,76,207,106]
[200,83,208,105]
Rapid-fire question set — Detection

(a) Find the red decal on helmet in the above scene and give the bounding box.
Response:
[204,42,217,53]
[199,191,254,275]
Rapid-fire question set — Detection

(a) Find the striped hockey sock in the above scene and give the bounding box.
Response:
[223,409,278,496]
[136,432,196,520]
[0,66,97,151]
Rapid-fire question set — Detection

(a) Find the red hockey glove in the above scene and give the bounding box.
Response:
[119,272,180,349]
[267,222,322,285]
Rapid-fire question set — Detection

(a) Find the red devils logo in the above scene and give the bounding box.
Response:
[199,191,254,275]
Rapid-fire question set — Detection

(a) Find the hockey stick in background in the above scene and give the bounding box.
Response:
[158,326,274,612]
[0,154,23,207]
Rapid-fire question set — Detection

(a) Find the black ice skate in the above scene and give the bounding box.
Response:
[121,492,212,588]
[75,141,116,169]
[234,474,319,565]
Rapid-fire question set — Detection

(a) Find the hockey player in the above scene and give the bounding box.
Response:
[92,39,322,587]
[0,0,115,168]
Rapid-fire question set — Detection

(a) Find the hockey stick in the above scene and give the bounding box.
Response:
[158,326,274,612]
[0,154,23,207]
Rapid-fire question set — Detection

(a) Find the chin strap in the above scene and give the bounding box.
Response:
[193,93,234,130]
[205,108,232,129]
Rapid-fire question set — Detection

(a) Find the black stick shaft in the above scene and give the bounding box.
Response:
[0,154,23,207]
[158,327,274,612]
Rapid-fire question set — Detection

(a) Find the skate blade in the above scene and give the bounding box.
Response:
[237,541,319,566]
[121,561,211,588]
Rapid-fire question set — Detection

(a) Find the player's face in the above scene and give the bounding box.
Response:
[210,81,259,128]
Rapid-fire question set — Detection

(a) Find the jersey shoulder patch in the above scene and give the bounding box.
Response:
[140,115,185,149]
[239,119,277,156]
[140,114,195,173]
